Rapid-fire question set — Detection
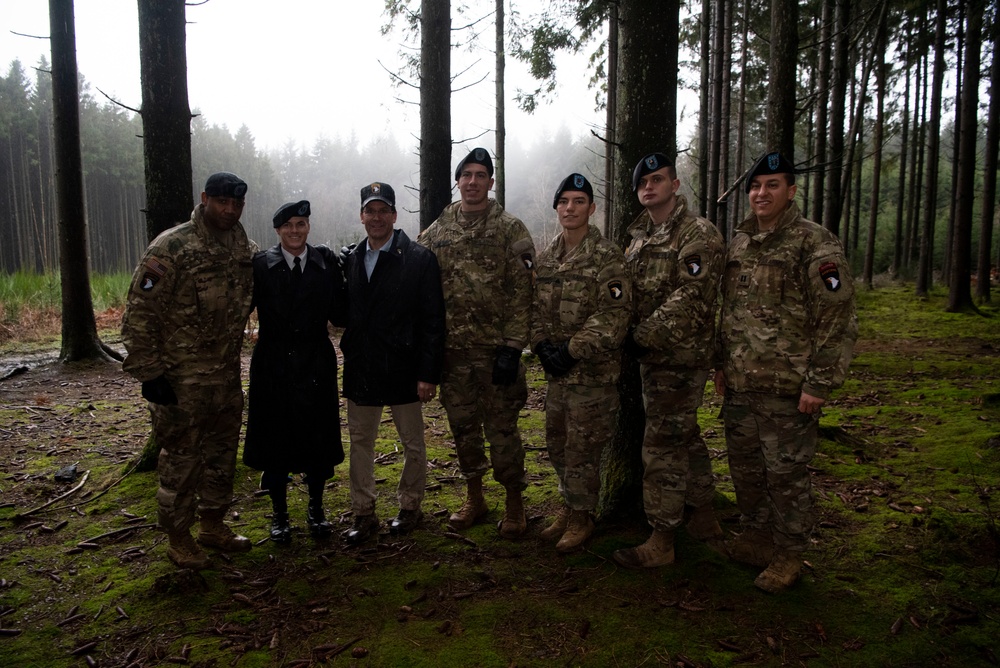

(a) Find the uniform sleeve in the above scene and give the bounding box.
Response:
[121,247,177,382]
[634,225,724,352]
[802,239,858,398]
[567,248,631,359]
[499,220,536,350]
[416,251,447,384]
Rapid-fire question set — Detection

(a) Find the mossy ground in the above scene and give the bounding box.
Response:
[1,283,998,666]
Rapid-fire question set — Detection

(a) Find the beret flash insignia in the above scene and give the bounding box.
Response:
[573,174,585,189]
[645,155,659,170]
[608,280,623,300]
[819,262,841,291]
[474,148,487,161]
[768,153,780,170]
[684,254,702,276]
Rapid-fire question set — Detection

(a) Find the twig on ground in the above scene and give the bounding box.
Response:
[14,470,90,520]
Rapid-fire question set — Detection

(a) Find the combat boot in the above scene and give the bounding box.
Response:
[539,504,570,541]
[612,529,675,569]
[167,530,211,570]
[269,512,292,544]
[198,509,252,552]
[754,549,802,593]
[726,528,774,568]
[685,503,724,541]
[555,510,594,553]
[498,487,527,539]
[307,500,333,538]
[448,477,488,530]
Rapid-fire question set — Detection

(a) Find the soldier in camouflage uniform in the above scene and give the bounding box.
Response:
[122,172,256,570]
[531,173,630,552]
[715,152,857,592]
[417,148,535,539]
[612,153,726,570]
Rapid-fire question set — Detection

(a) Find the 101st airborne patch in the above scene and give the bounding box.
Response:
[608,280,623,300]
[138,257,169,293]
[819,262,842,291]
[684,254,703,276]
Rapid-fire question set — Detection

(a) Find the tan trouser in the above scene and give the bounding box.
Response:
[347,399,427,515]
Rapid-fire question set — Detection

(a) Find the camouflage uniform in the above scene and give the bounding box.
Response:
[417,199,535,490]
[719,200,857,551]
[625,194,724,531]
[532,225,630,510]
[122,204,255,534]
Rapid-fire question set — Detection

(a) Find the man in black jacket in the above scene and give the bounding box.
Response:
[341,182,446,544]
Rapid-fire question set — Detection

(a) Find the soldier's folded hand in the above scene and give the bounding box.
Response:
[141,375,178,405]
[545,342,578,378]
[492,345,522,386]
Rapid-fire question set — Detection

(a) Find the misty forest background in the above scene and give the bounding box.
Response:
[0,0,998,298]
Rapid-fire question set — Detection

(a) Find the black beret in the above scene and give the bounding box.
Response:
[552,173,594,209]
[454,147,494,181]
[272,200,310,228]
[360,182,396,209]
[204,172,247,198]
[745,151,795,193]
[631,152,673,191]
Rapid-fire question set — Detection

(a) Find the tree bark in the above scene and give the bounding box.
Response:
[917,0,947,297]
[604,3,619,237]
[137,0,193,243]
[49,0,114,364]
[863,14,887,289]
[697,0,710,217]
[706,0,723,225]
[976,3,999,304]
[602,0,679,520]
[494,0,505,208]
[947,0,983,313]
[766,0,799,159]
[893,25,911,279]
[812,0,833,224]
[943,2,965,286]
[419,0,452,231]
[823,0,850,236]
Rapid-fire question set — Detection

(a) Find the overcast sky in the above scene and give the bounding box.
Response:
[0,0,668,155]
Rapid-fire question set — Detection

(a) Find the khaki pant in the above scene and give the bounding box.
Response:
[152,381,243,533]
[347,399,427,515]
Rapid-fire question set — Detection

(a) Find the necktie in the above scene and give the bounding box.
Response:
[291,256,302,291]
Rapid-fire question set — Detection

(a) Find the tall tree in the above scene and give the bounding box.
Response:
[706,0,723,225]
[419,0,452,230]
[697,0,710,217]
[602,0,680,518]
[495,0,506,208]
[917,0,947,297]
[823,0,851,236]
[812,0,833,224]
[766,0,799,158]
[977,4,999,304]
[893,24,912,278]
[947,0,983,312]
[862,12,888,289]
[137,0,193,242]
[49,0,114,363]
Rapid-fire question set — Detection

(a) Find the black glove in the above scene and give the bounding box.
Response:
[339,243,357,268]
[544,341,578,378]
[623,328,651,359]
[534,339,559,376]
[141,375,178,405]
[492,345,522,386]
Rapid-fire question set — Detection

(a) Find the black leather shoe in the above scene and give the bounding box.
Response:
[388,508,423,535]
[307,502,333,538]
[269,512,292,544]
[343,514,379,545]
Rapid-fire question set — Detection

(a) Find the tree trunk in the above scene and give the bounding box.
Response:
[766,0,798,159]
[812,0,832,224]
[907,37,928,270]
[697,0,710,217]
[706,0,723,225]
[138,0,193,242]
[732,0,750,238]
[943,2,965,286]
[604,3,619,237]
[419,0,452,231]
[494,0,505,208]
[49,0,114,364]
[976,3,999,304]
[862,15,887,289]
[823,0,851,236]
[602,0,679,520]
[917,0,947,298]
[893,25,911,279]
[719,0,732,238]
[947,0,983,313]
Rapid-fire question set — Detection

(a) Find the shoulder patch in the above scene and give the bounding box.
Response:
[819,262,841,291]
[684,254,703,276]
[521,253,534,271]
[608,279,623,300]
[139,257,169,292]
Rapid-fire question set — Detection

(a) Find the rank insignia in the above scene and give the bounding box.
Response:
[608,280,623,300]
[819,262,841,291]
[684,254,702,276]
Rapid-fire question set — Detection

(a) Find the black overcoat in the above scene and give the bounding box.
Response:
[243,244,346,477]
[340,229,445,406]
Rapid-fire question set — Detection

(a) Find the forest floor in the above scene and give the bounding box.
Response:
[0,284,999,667]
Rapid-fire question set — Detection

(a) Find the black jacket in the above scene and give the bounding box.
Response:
[243,244,346,477]
[340,229,445,406]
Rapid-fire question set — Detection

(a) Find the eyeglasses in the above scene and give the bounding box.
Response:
[363,207,393,217]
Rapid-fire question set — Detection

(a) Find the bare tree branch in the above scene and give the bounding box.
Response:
[453,71,489,93]
[10,30,49,40]
[96,87,141,115]
[378,59,420,89]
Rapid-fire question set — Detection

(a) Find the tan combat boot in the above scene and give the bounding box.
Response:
[612,529,675,569]
[498,487,527,539]
[167,530,211,570]
[754,549,802,593]
[448,477,488,530]
[198,509,252,552]
[686,504,724,541]
[539,504,570,541]
[726,528,774,568]
[555,509,594,553]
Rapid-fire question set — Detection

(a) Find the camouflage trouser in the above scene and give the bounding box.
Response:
[439,347,527,491]
[151,381,244,533]
[639,365,715,531]
[723,391,819,551]
[545,380,618,511]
